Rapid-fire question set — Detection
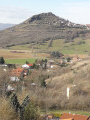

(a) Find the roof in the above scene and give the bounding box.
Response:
[60,113,90,120]
[60,118,73,120]
[10,68,24,77]
[48,60,54,63]
[27,64,33,66]
[22,64,33,68]
[22,64,29,68]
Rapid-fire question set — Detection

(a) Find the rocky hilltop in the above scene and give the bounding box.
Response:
[0,12,86,48]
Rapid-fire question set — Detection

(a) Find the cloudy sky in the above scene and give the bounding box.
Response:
[0,0,90,24]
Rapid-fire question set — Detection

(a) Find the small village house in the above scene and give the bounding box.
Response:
[45,113,90,120]
[71,56,81,63]
[7,84,16,91]
[60,113,90,120]
[22,63,34,69]
[10,68,24,81]
[47,60,55,68]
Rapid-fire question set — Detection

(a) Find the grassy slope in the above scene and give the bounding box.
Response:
[9,37,90,54]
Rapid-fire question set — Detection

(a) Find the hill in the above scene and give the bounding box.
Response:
[0,12,87,48]
[0,23,15,30]
[45,58,90,110]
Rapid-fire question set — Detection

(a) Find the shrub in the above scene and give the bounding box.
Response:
[0,57,5,64]
[0,99,19,120]
[50,51,64,58]
[23,103,40,120]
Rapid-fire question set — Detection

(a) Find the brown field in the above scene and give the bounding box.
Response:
[65,54,89,59]
[0,49,49,59]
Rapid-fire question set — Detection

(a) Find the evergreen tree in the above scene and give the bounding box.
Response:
[0,57,5,64]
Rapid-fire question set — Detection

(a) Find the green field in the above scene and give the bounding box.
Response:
[5,58,36,64]
[9,37,90,55]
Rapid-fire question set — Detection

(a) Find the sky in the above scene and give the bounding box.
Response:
[0,0,90,24]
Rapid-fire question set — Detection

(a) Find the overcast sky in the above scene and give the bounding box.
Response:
[0,0,90,24]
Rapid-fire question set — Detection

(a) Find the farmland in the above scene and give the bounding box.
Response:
[9,37,90,55]
[0,49,49,58]
[5,58,36,64]
[0,49,49,64]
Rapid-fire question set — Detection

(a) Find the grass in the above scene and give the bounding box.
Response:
[42,110,90,116]
[0,48,49,59]
[9,37,90,55]
[9,44,32,50]
[5,58,36,64]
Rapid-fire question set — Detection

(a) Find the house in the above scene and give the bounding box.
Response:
[30,83,37,89]
[45,114,60,120]
[60,113,90,120]
[10,68,24,81]
[0,64,7,67]
[71,56,81,63]
[48,60,54,64]
[47,60,55,68]
[27,64,34,69]
[22,64,33,69]
[0,64,8,70]
[7,85,15,91]
[45,114,53,120]
[22,64,29,68]
[86,24,90,30]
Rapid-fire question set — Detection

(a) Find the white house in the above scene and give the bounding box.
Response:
[10,76,20,82]
[22,64,29,68]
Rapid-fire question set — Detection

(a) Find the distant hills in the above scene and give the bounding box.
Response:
[0,23,16,30]
[0,12,87,48]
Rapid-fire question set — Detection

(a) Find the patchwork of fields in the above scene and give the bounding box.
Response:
[9,37,90,55]
[0,49,49,64]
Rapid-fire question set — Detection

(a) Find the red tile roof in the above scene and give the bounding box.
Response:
[61,118,73,120]
[60,113,90,120]
[10,68,24,77]
[27,64,33,66]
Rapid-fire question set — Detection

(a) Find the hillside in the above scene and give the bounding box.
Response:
[45,58,90,110]
[0,12,87,48]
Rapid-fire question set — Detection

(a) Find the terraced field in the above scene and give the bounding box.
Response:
[9,37,90,55]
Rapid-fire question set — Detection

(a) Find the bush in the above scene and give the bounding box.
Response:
[0,99,19,120]
[0,57,5,64]
[50,51,64,58]
[23,103,40,120]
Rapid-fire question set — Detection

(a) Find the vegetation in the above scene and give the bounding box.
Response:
[50,51,64,58]
[0,93,40,120]
[0,12,87,49]
[0,12,90,120]
[5,58,36,64]
[24,103,40,120]
[0,58,90,119]
[0,57,5,64]
[0,98,19,120]
[8,37,90,55]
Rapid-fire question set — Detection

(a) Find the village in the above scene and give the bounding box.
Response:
[0,54,82,93]
[0,54,90,120]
